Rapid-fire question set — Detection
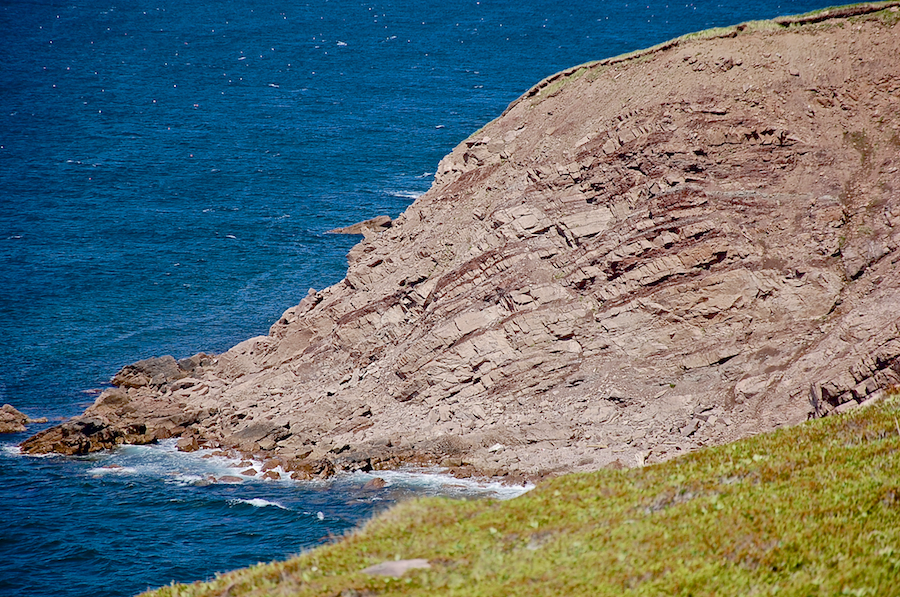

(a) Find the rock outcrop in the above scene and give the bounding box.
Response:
[328,215,393,238]
[22,5,900,479]
[1,404,47,434]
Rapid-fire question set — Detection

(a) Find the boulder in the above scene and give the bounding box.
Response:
[363,477,387,490]
[176,436,200,452]
[111,356,187,389]
[0,404,29,434]
[261,458,282,471]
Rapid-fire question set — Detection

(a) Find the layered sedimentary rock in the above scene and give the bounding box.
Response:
[23,4,900,479]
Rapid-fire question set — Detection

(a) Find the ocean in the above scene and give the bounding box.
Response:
[0,1,833,595]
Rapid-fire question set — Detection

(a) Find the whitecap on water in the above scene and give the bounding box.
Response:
[87,465,139,476]
[386,190,424,199]
[228,498,289,510]
[4,444,58,458]
[2,444,23,457]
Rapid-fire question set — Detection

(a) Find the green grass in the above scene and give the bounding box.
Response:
[782,1,899,21]
[535,67,588,100]
[145,392,900,597]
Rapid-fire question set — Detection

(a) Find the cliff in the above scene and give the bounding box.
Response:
[23,3,900,481]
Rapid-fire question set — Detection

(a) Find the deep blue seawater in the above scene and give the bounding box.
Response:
[0,1,834,595]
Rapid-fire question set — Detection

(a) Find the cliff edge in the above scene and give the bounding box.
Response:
[23,3,900,480]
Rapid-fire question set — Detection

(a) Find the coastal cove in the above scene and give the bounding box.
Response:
[1,1,885,596]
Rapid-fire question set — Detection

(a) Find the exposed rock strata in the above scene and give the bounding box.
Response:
[22,5,900,480]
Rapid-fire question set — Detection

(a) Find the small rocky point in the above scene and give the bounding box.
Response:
[22,4,900,481]
[1,404,47,434]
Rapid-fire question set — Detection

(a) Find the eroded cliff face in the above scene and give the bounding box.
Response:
[23,5,900,480]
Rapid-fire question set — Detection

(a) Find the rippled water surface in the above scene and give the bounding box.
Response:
[1,1,832,595]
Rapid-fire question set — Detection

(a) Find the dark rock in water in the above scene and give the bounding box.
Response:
[20,416,154,455]
[0,404,29,434]
[240,468,258,476]
[176,436,200,452]
[0,404,46,433]
[261,457,282,471]
[363,477,387,490]
[218,475,243,484]
[285,458,335,480]
[261,470,281,480]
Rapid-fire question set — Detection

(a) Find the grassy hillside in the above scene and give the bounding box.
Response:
[146,391,900,597]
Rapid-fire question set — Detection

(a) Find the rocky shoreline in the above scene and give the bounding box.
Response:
[0,404,47,434]
[20,4,900,482]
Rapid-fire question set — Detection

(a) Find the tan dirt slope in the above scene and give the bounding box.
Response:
[22,4,900,481]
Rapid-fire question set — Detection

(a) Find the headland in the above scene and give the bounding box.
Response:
[21,3,900,485]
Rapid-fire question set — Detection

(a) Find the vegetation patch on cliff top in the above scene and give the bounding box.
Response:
[145,392,900,597]
[509,1,899,116]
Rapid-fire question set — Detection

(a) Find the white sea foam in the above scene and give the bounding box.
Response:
[4,444,57,458]
[387,190,424,199]
[87,465,138,475]
[24,439,530,499]
[2,444,23,456]
[172,473,209,484]
[345,468,533,500]
[103,441,299,486]
[229,498,289,509]
[76,440,257,485]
